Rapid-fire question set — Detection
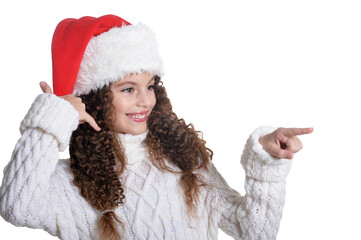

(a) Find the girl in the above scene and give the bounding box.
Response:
[0,15,312,240]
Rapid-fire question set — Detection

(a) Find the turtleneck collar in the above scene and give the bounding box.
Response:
[118,130,148,165]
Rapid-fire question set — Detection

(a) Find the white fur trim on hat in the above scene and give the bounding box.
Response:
[73,23,163,96]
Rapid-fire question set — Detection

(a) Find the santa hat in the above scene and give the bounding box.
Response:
[52,15,163,96]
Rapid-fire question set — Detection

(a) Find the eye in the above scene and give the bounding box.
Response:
[121,87,134,93]
[147,85,155,91]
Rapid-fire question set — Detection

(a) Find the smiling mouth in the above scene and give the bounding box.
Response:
[126,112,148,122]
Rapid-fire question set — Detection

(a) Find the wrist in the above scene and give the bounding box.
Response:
[241,126,293,182]
[20,93,79,151]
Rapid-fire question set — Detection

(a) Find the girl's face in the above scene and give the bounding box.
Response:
[110,72,156,135]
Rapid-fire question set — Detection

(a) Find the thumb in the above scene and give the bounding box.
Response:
[277,149,294,160]
[268,144,294,159]
[39,81,53,94]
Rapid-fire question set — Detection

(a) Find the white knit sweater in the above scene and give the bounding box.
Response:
[0,93,293,240]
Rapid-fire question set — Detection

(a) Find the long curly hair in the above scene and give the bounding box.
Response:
[69,76,213,240]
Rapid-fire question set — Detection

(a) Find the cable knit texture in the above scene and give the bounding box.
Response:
[0,94,292,240]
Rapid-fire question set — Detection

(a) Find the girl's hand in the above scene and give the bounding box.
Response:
[259,127,313,159]
[39,81,101,131]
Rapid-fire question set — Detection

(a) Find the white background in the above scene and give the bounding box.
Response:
[0,0,360,239]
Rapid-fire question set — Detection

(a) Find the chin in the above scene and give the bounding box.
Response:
[118,125,147,135]
[129,128,147,135]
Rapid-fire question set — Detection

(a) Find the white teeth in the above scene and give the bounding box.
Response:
[128,114,146,119]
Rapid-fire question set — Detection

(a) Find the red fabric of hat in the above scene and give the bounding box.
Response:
[52,15,131,96]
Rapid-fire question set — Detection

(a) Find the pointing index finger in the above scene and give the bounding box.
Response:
[83,112,101,131]
[282,127,314,137]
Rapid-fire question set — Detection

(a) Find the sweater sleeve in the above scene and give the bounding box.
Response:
[214,126,292,240]
[0,93,79,234]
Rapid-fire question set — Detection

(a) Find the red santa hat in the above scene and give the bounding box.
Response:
[52,14,163,96]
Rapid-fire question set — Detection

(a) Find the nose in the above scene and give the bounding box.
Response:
[136,90,150,108]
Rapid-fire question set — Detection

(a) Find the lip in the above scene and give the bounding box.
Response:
[126,111,149,123]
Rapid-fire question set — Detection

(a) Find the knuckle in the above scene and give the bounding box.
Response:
[290,143,302,153]
[290,146,298,152]
[275,130,284,139]
[296,138,303,149]
[276,127,284,133]
[71,96,80,102]
[299,142,303,150]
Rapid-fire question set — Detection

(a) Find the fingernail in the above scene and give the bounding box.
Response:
[284,152,293,159]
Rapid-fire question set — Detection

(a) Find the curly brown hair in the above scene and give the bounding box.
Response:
[69,76,213,240]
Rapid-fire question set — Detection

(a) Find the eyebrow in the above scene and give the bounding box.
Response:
[114,76,155,88]
[114,81,136,88]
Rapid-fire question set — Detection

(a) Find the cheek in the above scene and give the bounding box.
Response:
[150,93,157,111]
[112,97,130,116]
